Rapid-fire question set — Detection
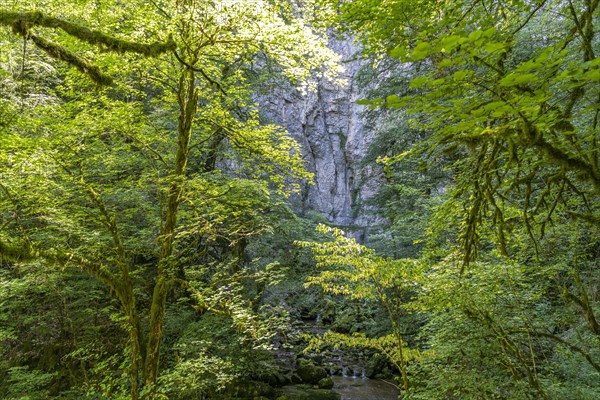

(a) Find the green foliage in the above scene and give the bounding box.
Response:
[299,225,422,300]
[298,225,424,391]
[2,0,599,398]
[158,313,276,399]
[410,254,600,399]
[0,0,342,397]
[337,0,600,397]
[349,0,600,265]
[3,366,56,400]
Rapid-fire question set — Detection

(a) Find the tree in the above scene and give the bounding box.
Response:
[0,1,340,397]
[339,0,600,397]
[298,225,423,393]
[344,0,600,264]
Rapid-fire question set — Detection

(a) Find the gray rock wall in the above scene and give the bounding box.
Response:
[261,38,384,230]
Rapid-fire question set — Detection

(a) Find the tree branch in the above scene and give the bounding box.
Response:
[0,10,176,86]
[0,11,175,56]
[172,50,227,95]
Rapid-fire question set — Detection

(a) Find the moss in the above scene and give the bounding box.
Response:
[0,239,34,262]
[275,385,340,400]
[29,34,113,86]
[296,359,328,385]
[0,11,175,56]
[317,377,335,389]
[0,11,175,87]
[229,381,274,398]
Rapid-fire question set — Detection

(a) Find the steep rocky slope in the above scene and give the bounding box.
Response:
[262,38,384,234]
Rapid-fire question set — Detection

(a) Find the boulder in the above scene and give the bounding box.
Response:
[275,384,340,400]
[231,380,274,399]
[296,359,328,385]
[261,370,291,388]
[317,377,335,389]
[366,354,388,378]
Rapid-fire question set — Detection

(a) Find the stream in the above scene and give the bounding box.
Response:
[331,376,399,400]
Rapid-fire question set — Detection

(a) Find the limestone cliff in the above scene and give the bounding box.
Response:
[262,38,384,231]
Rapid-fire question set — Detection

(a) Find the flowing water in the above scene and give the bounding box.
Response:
[331,376,399,400]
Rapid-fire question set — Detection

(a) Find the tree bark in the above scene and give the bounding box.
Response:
[144,65,197,390]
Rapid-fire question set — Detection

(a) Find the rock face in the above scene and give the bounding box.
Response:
[262,38,384,233]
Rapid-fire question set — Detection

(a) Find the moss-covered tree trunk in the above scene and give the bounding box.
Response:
[120,285,143,400]
[144,64,198,391]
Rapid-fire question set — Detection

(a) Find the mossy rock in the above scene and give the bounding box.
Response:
[328,365,342,376]
[296,359,328,384]
[290,373,303,384]
[275,384,340,400]
[366,353,388,378]
[317,377,334,389]
[229,380,274,398]
[260,370,291,388]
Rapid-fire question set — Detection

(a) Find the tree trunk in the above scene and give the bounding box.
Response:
[143,65,197,391]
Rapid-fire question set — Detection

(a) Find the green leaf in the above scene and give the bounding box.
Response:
[438,58,454,68]
[468,30,482,42]
[439,35,463,53]
[482,27,496,38]
[453,69,469,81]
[411,42,432,60]
[390,45,407,59]
[484,42,506,54]
[583,68,600,82]
[499,73,538,86]
[410,76,429,88]
[386,94,401,106]
[491,106,512,117]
